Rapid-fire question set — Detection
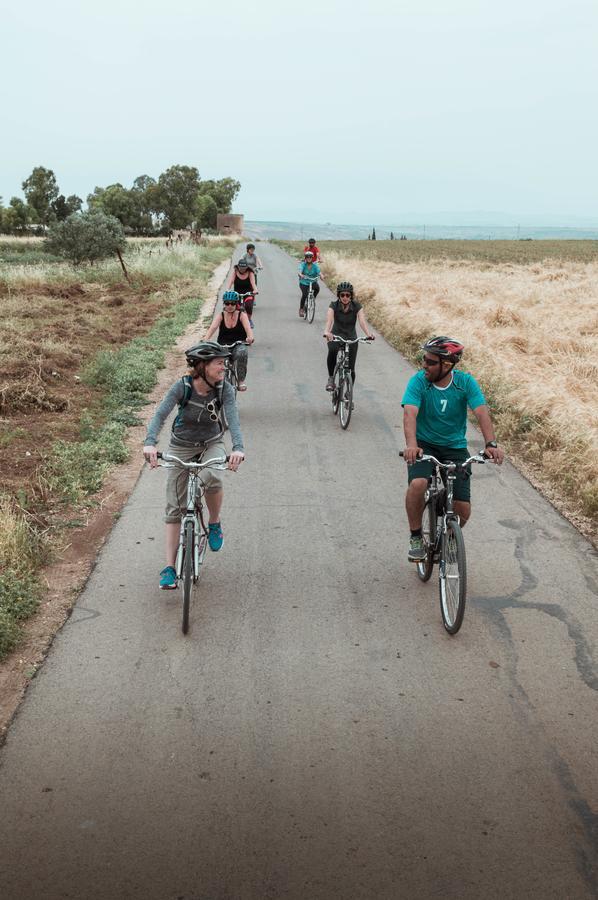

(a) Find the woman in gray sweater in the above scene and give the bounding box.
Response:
[143,342,245,589]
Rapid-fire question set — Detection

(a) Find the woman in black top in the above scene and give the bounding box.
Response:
[323,281,374,392]
[204,292,254,391]
[226,259,257,321]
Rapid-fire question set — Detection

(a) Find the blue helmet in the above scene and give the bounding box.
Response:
[223,290,239,305]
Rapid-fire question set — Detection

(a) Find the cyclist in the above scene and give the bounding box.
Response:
[298,250,320,318]
[323,281,375,392]
[303,237,321,262]
[401,336,504,562]
[204,291,254,391]
[242,242,263,278]
[226,258,257,323]
[143,341,245,589]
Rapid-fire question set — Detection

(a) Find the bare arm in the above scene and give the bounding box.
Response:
[472,405,504,463]
[357,309,374,339]
[240,311,254,342]
[323,308,335,339]
[402,405,421,463]
[203,313,222,341]
[249,272,257,292]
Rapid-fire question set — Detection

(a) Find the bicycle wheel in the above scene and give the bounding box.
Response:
[182,520,194,635]
[339,375,353,430]
[306,289,315,323]
[439,518,467,634]
[332,368,341,414]
[417,498,436,582]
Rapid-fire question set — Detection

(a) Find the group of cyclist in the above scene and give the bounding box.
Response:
[143,239,504,589]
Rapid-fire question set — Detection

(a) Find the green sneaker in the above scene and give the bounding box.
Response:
[208,522,224,551]
[408,536,426,562]
[159,566,177,590]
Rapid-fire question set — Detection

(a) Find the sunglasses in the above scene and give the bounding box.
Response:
[422,357,441,366]
[223,300,238,306]
[199,400,219,422]
[339,292,351,299]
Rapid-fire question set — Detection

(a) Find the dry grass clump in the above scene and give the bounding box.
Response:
[321,251,598,529]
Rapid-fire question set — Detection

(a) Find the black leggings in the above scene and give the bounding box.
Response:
[327,340,358,382]
[299,282,320,309]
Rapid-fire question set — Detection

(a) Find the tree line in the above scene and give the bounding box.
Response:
[0,165,240,235]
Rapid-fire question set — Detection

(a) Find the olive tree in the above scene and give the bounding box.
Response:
[46,210,126,265]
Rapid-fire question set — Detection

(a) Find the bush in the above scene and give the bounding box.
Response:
[46,210,126,265]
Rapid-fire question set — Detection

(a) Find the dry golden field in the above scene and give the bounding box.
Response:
[298,241,598,533]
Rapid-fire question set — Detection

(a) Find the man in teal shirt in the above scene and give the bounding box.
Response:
[401,336,504,561]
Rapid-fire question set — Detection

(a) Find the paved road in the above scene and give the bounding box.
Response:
[1,243,598,900]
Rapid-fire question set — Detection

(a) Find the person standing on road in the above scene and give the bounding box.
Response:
[323,281,375,392]
[401,336,504,562]
[204,291,254,392]
[143,342,245,590]
[298,251,320,318]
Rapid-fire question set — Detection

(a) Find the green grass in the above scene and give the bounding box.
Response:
[274,238,598,265]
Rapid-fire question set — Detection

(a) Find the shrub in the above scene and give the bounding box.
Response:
[46,210,126,265]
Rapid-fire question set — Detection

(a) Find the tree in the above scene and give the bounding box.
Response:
[153,164,201,229]
[45,210,126,265]
[197,177,240,214]
[87,183,140,230]
[22,166,59,226]
[390,231,394,240]
[195,193,218,229]
[372,227,376,240]
[3,197,32,233]
[51,194,82,221]
[131,175,157,232]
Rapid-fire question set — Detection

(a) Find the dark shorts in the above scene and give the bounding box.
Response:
[407,441,472,502]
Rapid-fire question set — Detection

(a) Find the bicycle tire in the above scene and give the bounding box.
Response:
[182,520,194,635]
[306,289,315,323]
[339,375,353,429]
[439,518,466,634]
[417,498,436,582]
[332,368,341,414]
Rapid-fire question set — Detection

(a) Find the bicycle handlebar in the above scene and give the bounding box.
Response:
[399,450,488,468]
[323,335,374,344]
[236,291,258,297]
[156,451,230,470]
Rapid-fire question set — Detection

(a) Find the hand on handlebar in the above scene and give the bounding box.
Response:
[228,451,245,472]
[402,446,423,465]
[483,445,504,465]
[323,331,333,342]
[143,445,158,468]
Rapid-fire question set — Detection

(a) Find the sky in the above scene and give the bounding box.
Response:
[2,0,598,226]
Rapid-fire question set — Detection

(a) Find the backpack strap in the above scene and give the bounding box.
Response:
[173,375,193,430]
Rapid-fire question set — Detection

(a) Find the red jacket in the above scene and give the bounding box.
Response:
[304,244,321,262]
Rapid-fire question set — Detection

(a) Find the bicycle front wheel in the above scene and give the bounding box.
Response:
[332,369,341,414]
[339,375,353,429]
[439,518,466,634]
[417,498,436,582]
[306,290,315,323]
[182,520,194,635]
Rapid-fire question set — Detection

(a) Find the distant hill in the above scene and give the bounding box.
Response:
[245,220,598,242]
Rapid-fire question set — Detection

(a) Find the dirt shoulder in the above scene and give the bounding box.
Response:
[0,259,230,740]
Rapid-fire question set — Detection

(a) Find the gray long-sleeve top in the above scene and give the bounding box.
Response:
[144,378,244,452]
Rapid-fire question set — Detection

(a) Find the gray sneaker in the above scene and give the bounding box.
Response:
[326,377,335,391]
[408,536,427,562]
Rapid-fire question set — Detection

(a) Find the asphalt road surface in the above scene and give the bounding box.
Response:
[1,243,598,900]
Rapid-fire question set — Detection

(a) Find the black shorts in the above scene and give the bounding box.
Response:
[406,441,472,502]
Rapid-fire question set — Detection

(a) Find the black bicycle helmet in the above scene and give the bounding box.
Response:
[308,238,316,244]
[236,259,249,270]
[421,336,464,362]
[246,243,255,250]
[336,281,354,298]
[185,341,231,367]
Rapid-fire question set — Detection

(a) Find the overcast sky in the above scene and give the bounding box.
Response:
[2,0,597,225]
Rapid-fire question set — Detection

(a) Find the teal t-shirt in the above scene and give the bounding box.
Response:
[401,370,486,449]
[299,262,320,285]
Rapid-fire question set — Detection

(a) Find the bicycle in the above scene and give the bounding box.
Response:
[157,450,229,634]
[237,291,257,320]
[327,335,373,429]
[223,340,250,394]
[299,276,318,323]
[400,450,489,634]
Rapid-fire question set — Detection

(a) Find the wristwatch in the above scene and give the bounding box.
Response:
[485,440,498,449]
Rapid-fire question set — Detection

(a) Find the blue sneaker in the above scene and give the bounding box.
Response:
[208,522,224,551]
[159,566,177,589]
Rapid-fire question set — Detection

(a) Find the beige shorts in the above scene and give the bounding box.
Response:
[164,440,226,523]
